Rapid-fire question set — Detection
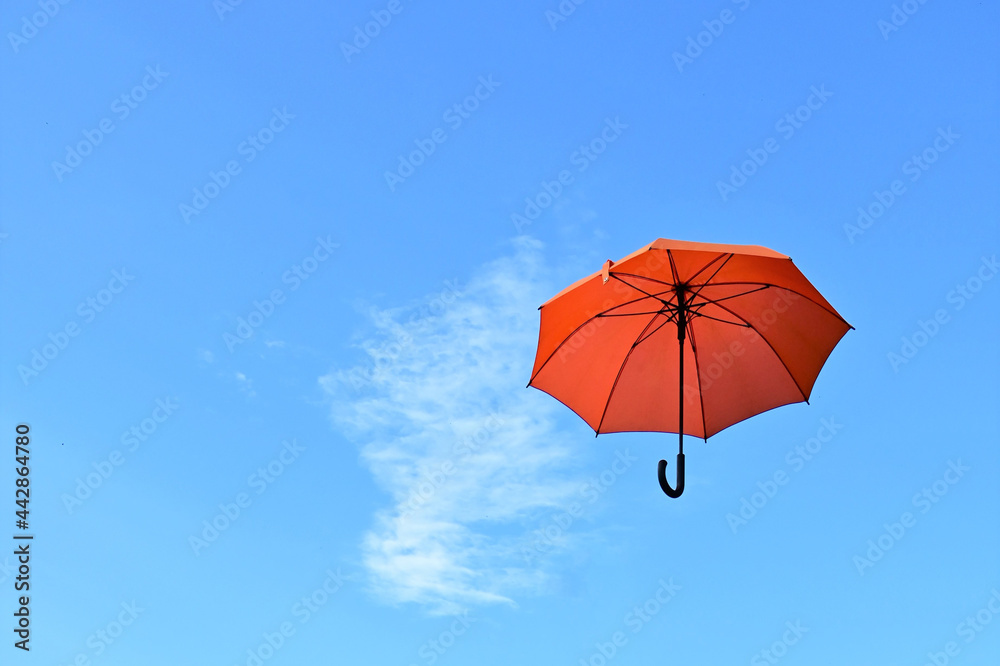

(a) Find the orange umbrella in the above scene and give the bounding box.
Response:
[528,238,852,497]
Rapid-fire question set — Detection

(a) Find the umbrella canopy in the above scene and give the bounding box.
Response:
[528,238,851,497]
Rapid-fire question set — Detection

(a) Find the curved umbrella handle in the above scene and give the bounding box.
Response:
[658,453,685,498]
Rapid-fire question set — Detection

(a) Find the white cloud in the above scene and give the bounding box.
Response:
[321,237,588,614]
[235,371,256,398]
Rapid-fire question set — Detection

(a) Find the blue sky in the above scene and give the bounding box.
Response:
[1,0,998,663]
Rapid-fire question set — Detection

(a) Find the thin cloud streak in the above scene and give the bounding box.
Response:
[321,237,587,614]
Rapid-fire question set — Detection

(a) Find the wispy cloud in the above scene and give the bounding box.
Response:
[235,371,256,398]
[321,237,587,614]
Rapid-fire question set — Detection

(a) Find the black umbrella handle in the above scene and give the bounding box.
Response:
[659,290,688,498]
[658,453,685,498]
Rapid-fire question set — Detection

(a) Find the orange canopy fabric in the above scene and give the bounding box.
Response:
[528,238,852,439]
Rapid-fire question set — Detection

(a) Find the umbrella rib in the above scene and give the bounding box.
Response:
[607,261,851,330]
[606,285,692,316]
[529,286,676,386]
[620,249,729,288]
[595,312,667,435]
[666,249,681,285]
[689,284,771,308]
[609,249,725,294]
[605,274,778,324]
[687,253,733,299]
[693,281,853,328]
[527,315,605,386]
[528,298,676,386]
[598,311,670,318]
[635,309,680,345]
[684,320,710,440]
[609,273,674,304]
[688,311,751,328]
[600,292,671,317]
[611,272,677,292]
[706,299,810,403]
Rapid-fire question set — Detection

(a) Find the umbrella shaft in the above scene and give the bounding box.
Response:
[677,291,686,455]
[678,322,684,456]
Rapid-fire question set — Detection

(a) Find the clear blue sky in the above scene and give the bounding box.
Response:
[2,0,998,663]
